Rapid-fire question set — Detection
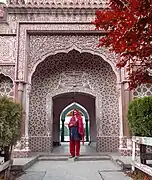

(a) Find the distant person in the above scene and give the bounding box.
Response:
[68,109,84,159]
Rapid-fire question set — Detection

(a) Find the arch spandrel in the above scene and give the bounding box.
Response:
[0,66,15,82]
[28,35,119,84]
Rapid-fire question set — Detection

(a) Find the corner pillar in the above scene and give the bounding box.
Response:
[13,81,31,157]
[118,68,133,156]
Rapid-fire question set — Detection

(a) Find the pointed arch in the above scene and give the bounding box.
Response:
[60,102,89,120]
[29,48,120,84]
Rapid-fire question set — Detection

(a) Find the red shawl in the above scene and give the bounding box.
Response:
[68,109,84,144]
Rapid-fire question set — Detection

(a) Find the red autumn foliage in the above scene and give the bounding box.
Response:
[93,0,152,89]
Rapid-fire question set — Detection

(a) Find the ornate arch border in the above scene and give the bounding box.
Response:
[28,46,120,84]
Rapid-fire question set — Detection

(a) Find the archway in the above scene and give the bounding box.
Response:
[60,102,90,142]
[29,50,119,153]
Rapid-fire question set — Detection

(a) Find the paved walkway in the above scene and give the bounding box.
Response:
[16,160,132,180]
[13,143,132,179]
[52,142,98,155]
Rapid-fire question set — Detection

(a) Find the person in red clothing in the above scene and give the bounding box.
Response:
[68,109,84,159]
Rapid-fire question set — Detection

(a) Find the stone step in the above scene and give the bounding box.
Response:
[38,155,110,161]
[37,153,108,156]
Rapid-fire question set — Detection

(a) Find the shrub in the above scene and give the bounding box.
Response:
[0,96,21,162]
[127,96,152,137]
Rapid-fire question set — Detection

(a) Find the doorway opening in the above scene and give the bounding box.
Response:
[60,102,90,142]
[52,92,96,150]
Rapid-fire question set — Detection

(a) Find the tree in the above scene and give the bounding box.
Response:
[93,0,152,89]
[0,96,21,162]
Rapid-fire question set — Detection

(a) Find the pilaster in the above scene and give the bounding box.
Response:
[13,81,31,157]
[24,83,31,151]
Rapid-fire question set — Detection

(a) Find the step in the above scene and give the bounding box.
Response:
[37,153,109,156]
[38,155,110,161]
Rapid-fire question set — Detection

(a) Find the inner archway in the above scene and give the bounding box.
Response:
[60,102,90,143]
[52,92,96,149]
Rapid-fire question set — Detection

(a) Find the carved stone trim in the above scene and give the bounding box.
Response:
[16,23,119,82]
[7,0,109,8]
[0,36,16,63]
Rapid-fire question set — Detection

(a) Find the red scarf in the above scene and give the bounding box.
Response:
[68,110,84,144]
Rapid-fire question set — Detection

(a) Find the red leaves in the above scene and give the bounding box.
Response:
[93,0,152,89]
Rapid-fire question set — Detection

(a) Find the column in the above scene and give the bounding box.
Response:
[117,69,124,149]
[123,82,132,137]
[118,69,132,153]
[61,119,65,142]
[117,84,123,137]
[17,82,24,104]
[85,119,89,142]
[17,82,25,138]
[24,83,31,151]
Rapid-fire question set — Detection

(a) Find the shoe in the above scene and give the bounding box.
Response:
[69,156,75,158]
[75,156,79,159]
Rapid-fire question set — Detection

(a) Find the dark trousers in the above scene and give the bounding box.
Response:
[70,139,80,156]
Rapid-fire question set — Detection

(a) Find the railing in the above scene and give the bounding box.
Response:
[7,0,109,8]
[132,136,152,176]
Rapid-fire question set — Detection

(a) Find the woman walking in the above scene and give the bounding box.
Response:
[68,109,84,159]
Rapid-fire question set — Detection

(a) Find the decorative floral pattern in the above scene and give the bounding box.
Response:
[0,36,16,63]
